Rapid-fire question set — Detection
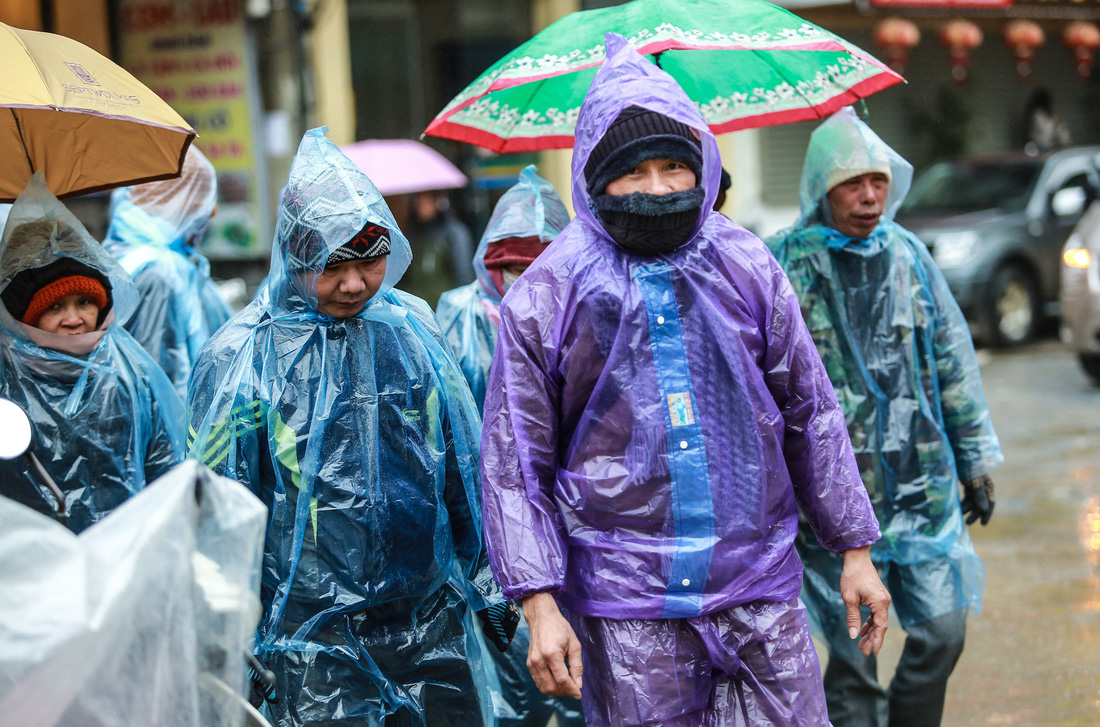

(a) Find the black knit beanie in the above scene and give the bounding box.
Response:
[584,106,703,197]
[325,221,392,266]
[2,257,113,325]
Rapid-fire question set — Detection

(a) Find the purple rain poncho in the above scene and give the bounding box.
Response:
[480,34,880,622]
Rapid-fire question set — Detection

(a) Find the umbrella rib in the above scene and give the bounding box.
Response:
[10,108,35,176]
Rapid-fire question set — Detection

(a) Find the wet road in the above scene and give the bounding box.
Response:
[865,339,1100,726]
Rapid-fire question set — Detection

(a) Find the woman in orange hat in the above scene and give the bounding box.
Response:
[0,175,184,534]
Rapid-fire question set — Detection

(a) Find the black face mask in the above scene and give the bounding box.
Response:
[593,187,705,255]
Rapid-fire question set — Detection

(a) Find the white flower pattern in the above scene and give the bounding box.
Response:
[437,22,843,116]
[446,48,885,140]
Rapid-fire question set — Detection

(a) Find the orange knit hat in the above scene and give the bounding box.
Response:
[22,275,109,327]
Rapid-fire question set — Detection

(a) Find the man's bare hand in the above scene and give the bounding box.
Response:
[522,592,583,699]
[840,545,891,657]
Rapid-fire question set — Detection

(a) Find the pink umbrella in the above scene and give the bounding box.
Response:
[340,138,468,196]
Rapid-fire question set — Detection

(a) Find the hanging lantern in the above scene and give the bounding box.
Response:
[874,18,921,75]
[940,20,983,84]
[1004,20,1045,80]
[1064,21,1100,80]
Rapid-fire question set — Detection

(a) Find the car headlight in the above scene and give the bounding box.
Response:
[932,230,980,269]
[1063,247,1090,269]
[1063,232,1091,269]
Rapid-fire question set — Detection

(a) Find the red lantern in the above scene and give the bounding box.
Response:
[874,18,921,76]
[1064,21,1100,80]
[940,20,983,84]
[1004,20,1045,80]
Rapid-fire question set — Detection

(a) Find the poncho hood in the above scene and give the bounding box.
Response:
[797,106,913,233]
[0,173,139,340]
[571,33,721,248]
[268,127,413,315]
[106,146,217,253]
[473,165,569,302]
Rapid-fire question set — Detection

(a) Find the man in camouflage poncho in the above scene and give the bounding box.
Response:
[766,108,1003,727]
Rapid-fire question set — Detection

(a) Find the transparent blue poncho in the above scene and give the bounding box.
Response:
[0,174,185,534]
[103,146,233,398]
[436,165,570,411]
[436,167,582,726]
[766,107,1003,623]
[186,128,495,725]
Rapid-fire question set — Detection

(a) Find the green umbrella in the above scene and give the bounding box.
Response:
[424,0,902,153]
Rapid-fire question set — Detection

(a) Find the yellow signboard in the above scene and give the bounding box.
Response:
[116,0,265,258]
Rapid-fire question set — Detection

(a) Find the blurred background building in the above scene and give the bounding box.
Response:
[4,0,1100,273]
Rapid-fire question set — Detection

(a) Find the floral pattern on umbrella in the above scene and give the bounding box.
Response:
[425,2,902,153]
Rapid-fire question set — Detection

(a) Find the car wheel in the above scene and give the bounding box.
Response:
[984,265,1039,346]
[1078,353,1100,386]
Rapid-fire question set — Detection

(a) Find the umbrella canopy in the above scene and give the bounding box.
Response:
[0,22,195,202]
[424,0,902,153]
[340,138,468,196]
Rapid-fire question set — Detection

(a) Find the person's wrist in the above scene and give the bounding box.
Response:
[522,592,558,624]
[842,544,872,565]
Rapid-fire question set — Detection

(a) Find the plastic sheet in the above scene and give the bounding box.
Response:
[104,146,233,398]
[766,107,1003,623]
[436,167,581,726]
[0,174,184,534]
[480,33,879,622]
[187,128,495,726]
[436,165,569,412]
[0,460,267,727]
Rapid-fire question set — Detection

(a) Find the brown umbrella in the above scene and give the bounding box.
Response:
[0,22,196,202]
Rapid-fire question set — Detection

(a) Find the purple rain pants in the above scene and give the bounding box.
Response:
[568,598,831,727]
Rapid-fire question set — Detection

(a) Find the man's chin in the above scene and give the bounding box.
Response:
[320,300,368,318]
[848,217,880,237]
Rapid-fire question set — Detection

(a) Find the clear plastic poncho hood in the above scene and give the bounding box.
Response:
[481,34,878,623]
[108,145,217,251]
[797,106,913,230]
[0,174,184,533]
[472,164,570,303]
[103,146,233,398]
[437,165,570,411]
[267,127,413,315]
[768,111,1002,625]
[187,128,495,724]
[2,173,140,328]
[0,460,266,727]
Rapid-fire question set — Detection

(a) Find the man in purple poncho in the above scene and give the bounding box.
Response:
[480,34,891,726]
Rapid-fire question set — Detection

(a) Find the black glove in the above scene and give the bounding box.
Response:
[246,653,278,708]
[960,474,995,526]
[477,601,521,653]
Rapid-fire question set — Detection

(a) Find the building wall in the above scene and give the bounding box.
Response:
[753,6,1100,236]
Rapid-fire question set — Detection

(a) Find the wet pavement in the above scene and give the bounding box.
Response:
[855,339,1100,726]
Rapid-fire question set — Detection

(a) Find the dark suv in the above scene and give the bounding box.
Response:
[895,147,1100,345]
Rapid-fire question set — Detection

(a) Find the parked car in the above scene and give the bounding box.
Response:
[1060,201,1100,385]
[895,147,1100,345]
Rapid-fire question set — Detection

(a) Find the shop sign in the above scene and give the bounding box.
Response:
[116,0,266,259]
[868,0,1012,7]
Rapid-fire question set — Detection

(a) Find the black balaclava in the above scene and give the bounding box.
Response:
[584,105,705,255]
